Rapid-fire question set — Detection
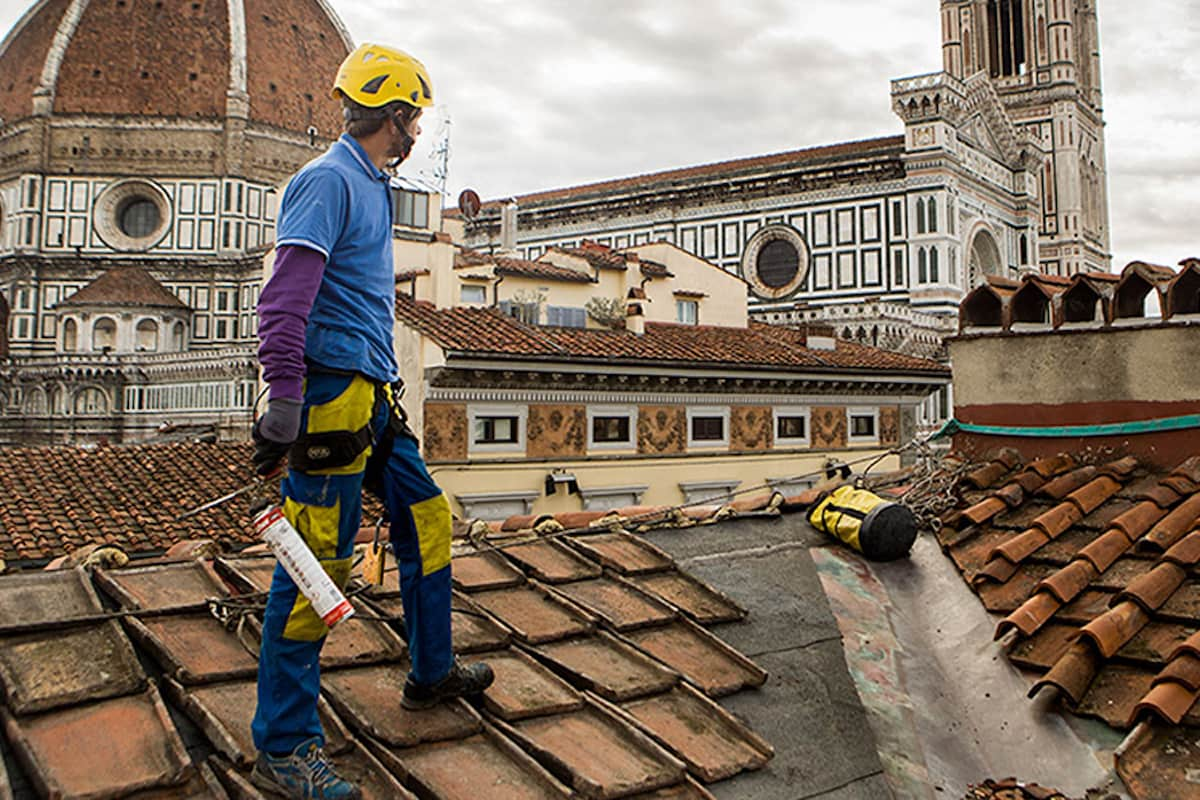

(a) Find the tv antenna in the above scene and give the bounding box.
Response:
[423,107,451,197]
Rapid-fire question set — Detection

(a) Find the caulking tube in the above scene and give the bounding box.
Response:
[253,505,354,628]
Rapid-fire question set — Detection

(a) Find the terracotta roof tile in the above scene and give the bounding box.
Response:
[0,442,260,563]
[58,266,189,309]
[1036,466,1099,500]
[996,591,1062,639]
[1030,640,1102,705]
[395,295,949,376]
[1117,563,1189,613]
[1036,560,1100,604]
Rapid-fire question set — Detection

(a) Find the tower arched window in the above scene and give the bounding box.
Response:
[918,248,928,283]
[136,319,159,352]
[171,321,185,351]
[987,0,1027,77]
[62,318,78,352]
[93,317,116,351]
[927,198,938,233]
[1020,234,1029,265]
[916,201,926,235]
[930,247,940,282]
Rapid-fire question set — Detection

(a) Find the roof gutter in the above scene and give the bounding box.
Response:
[439,353,950,384]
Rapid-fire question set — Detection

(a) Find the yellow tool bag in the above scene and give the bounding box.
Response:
[808,485,917,561]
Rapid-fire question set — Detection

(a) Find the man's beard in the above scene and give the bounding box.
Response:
[385,130,415,170]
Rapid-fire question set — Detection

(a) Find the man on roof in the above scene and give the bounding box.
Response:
[249,43,493,800]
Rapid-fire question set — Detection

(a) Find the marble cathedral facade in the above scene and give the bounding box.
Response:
[462,0,1112,369]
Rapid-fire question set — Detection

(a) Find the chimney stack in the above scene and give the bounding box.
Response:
[626,302,645,335]
[499,200,518,254]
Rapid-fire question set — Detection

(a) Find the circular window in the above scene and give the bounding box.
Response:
[118,198,161,238]
[741,225,810,300]
[92,179,172,251]
[757,239,800,288]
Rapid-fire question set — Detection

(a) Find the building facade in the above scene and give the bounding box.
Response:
[391,238,949,520]
[459,0,1111,361]
[0,0,357,444]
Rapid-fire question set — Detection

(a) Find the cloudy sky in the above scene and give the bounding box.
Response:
[0,0,1195,269]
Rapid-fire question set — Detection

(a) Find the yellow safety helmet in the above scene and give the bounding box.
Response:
[332,43,433,109]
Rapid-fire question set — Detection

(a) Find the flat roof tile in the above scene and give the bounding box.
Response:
[322,665,482,747]
[502,698,687,799]
[374,727,572,800]
[614,685,773,783]
[624,621,767,698]
[536,632,679,702]
[1,685,191,798]
[466,647,583,721]
[552,575,677,632]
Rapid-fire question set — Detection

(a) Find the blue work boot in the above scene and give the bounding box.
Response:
[250,737,362,800]
[401,659,494,710]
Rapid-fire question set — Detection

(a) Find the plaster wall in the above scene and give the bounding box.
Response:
[632,243,748,328]
[950,325,1200,407]
[431,448,901,519]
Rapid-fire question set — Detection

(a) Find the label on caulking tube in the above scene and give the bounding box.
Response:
[253,506,354,627]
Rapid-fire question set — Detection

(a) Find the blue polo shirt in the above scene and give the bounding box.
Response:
[275,134,397,383]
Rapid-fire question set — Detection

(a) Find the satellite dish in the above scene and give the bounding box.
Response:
[458,188,482,220]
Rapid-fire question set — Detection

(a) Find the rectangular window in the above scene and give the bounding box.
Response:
[775,407,810,446]
[892,249,905,286]
[676,299,698,325]
[848,407,879,443]
[475,416,518,444]
[546,306,586,327]
[592,416,630,444]
[691,416,724,441]
[614,234,629,249]
[215,319,228,339]
[393,190,429,228]
[892,200,903,236]
[687,406,729,447]
[701,225,718,259]
[633,232,650,246]
[461,284,487,304]
[216,290,230,312]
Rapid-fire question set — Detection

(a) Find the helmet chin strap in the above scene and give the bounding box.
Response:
[385,110,415,169]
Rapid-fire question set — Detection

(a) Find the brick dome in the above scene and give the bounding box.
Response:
[0,0,354,180]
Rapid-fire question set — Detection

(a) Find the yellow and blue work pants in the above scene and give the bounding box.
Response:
[251,372,453,754]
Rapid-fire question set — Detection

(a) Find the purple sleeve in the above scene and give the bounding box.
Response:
[257,244,327,402]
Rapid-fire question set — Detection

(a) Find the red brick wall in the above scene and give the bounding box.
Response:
[55,0,230,117]
[244,0,347,139]
[0,0,70,121]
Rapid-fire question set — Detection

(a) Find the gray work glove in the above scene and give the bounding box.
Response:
[252,398,302,476]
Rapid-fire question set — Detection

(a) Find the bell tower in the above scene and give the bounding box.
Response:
[940,0,1110,275]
